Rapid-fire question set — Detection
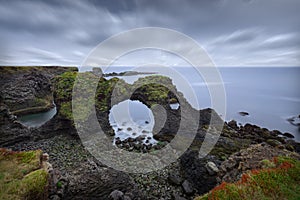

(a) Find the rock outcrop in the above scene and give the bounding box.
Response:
[0,101,31,146]
[217,143,300,183]
[0,66,77,116]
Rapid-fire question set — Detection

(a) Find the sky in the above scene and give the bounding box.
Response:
[0,0,299,67]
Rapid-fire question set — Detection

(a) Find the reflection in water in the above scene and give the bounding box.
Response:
[109,100,157,145]
[18,106,57,127]
[170,103,180,110]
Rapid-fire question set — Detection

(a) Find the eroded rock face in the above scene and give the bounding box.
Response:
[180,150,219,195]
[0,67,78,145]
[3,72,52,114]
[0,67,77,116]
[0,102,31,146]
[178,119,300,196]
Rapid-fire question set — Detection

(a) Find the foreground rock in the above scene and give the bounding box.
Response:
[195,147,300,200]
[217,143,300,183]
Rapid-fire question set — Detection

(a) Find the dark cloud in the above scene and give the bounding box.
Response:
[0,0,299,66]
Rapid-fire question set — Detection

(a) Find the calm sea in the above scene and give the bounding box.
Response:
[102,66,300,141]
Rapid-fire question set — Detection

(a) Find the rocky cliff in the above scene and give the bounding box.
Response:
[0,66,77,116]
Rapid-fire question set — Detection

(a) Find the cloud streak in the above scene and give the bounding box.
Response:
[0,0,299,66]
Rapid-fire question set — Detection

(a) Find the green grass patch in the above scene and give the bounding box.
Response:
[0,149,48,200]
[195,156,300,200]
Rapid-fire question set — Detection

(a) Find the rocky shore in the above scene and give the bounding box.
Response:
[0,66,299,200]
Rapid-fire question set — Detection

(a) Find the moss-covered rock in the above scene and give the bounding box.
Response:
[53,72,179,122]
[53,71,77,120]
[131,75,178,107]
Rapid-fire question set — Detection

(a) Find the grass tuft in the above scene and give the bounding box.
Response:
[195,156,300,200]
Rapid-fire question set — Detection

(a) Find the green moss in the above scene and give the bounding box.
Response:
[22,169,48,199]
[56,181,62,189]
[261,159,276,168]
[195,156,300,200]
[60,102,73,120]
[132,75,177,107]
[54,71,78,102]
[169,97,178,103]
[54,72,179,121]
[19,151,37,164]
[0,149,48,200]
[95,77,130,112]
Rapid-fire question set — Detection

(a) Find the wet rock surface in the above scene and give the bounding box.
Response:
[287,114,300,127]
[238,111,249,116]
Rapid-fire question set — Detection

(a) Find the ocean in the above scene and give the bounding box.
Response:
[103,66,300,141]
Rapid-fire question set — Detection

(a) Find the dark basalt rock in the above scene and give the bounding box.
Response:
[180,150,218,195]
[64,160,143,199]
[227,120,239,130]
[283,132,295,138]
[0,102,32,147]
[0,66,77,116]
[168,173,183,186]
[238,111,249,116]
[181,180,194,195]
[287,115,300,127]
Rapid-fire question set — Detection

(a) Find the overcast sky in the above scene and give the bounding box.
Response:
[0,0,299,67]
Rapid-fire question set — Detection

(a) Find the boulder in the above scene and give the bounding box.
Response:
[205,161,219,175]
[109,190,124,200]
[168,173,183,185]
[227,120,239,130]
[238,111,249,116]
[283,132,294,138]
[182,180,194,195]
[266,139,282,147]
